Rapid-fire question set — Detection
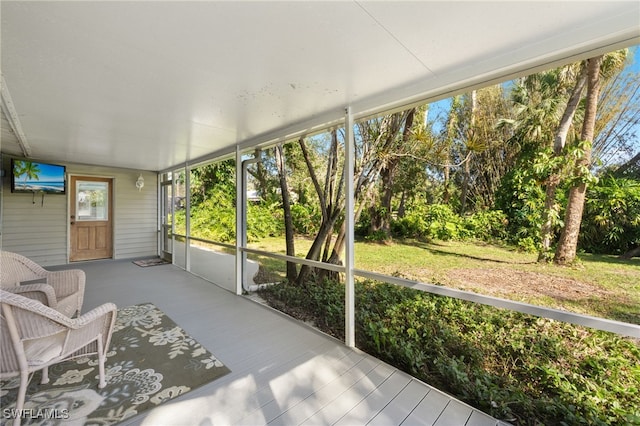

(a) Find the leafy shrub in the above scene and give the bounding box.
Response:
[515,236,538,253]
[260,278,345,338]
[462,209,509,242]
[391,209,428,238]
[247,202,284,241]
[424,204,468,240]
[260,279,640,425]
[178,190,237,242]
[178,196,284,243]
[290,203,321,235]
[580,176,640,254]
[495,150,549,249]
[392,205,509,243]
[364,229,388,242]
[392,203,467,240]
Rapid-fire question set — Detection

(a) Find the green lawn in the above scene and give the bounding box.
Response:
[248,237,640,324]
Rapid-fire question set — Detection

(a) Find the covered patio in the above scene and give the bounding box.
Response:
[2,1,640,424]
[52,258,505,426]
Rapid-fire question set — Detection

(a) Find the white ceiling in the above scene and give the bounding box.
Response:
[2,1,639,172]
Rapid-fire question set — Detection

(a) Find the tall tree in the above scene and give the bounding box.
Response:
[554,55,604,265]
[501,67,587,254]
[296,131,345,285]
[441,96,461,204]
[293,108,430,284]
[554,50,629,264]
[369,107,424,239]
[459,90,477,214]
[538,65,587,261]
[463,86,515,209]
[275,143,297,282]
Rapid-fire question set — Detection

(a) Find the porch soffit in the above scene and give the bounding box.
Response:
[1,1,639,171]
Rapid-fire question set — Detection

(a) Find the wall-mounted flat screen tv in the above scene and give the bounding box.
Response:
[11,159,66,194]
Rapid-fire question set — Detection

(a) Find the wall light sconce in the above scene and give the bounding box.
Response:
[135,174,144,191]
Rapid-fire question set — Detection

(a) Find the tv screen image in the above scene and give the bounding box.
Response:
[12,160,66,194]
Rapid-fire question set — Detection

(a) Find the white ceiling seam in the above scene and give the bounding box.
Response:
[354,1,435,74]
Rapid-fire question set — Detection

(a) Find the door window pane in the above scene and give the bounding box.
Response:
[77,181,109,220]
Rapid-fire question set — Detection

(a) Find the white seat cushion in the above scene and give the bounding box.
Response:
[23,332,65,366]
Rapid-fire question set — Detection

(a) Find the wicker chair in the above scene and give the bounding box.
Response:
[0,251,85,317]
[0,289,117,426]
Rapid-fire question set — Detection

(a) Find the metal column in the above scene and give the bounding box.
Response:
[235,147,243,295]
[344,107,355,347]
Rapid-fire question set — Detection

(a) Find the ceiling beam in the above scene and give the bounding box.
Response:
[1,76,31,157]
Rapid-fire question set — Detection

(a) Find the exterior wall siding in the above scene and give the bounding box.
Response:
[1,157,157,266]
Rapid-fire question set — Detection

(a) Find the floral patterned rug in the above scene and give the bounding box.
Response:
[0,303,230,425]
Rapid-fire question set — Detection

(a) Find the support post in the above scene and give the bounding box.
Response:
[344,107,355,347]
[184,164,191,271]
[235,147,243,295]
[157,173,162,257]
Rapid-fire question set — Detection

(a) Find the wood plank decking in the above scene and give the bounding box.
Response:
[55,259,507,426]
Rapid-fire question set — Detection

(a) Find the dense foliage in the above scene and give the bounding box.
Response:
[389,202,508,244]
[260,280,640,425]
[581,176,640,254]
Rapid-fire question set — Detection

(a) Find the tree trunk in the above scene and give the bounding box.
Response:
[538,67,587,262]
[296,131,344,285]
[397,191,406,218]
[275,144,297,282]
[442,96,460,205]
[297,218,339,285]
[555,56,603,265]
[370,108,415,239]
[459,157,471,213]
[620,246,640,259]
[376,163,395,238]
[538,175,561,262]
[442,164,451,204]
[459,91,476,214]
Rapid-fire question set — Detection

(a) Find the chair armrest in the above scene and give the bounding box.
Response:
[44,269,86,300]
[2,284,58,307]
[70,303,118,329]
[5,294,116,337]
[23,301,117,330]
[63,303,118,357]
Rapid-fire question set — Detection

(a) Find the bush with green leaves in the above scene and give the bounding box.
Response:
[260,279,640,425]
[290,203,321,235]
[391,207,429,238]
[462,209,509,242]
[495,164,546,250]
[246,201,284,241]
[424,203,469,240]
[580,176,640,254]
[177,195,283,243]
[392,204,509,244]
[175,188,236,242]
[392,203,468,240]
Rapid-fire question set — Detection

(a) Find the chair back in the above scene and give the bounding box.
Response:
[0,290,65,376]
[0,251,47,288]
[0,299,22,375]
